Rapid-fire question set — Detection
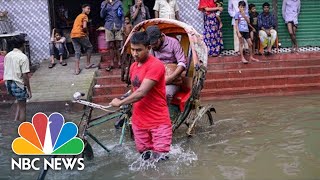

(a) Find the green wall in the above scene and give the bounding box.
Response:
[221,0,320,50]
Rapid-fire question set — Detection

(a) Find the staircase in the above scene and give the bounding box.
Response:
[201,52,320,101]
[92,52,130,103]
[91,52,320,103]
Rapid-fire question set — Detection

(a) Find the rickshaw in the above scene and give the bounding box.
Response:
[37,19,215,180]
[121,18,216,135]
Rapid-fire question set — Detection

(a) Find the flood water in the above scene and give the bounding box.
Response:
[1,94,320,180]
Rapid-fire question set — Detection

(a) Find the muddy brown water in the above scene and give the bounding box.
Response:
[1,94,320,180]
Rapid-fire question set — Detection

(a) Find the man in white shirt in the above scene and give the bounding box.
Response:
[153,0,180,20]
[4,35,31,122]
[228,0,248,53]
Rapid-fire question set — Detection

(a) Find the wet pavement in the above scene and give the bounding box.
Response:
[0,94,320,180]
[29,55,100,103]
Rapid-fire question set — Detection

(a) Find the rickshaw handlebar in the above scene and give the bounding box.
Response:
[72,90,132,112]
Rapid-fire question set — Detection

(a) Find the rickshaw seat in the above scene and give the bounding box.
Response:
[171,91,190,112]
[171,76,192,112]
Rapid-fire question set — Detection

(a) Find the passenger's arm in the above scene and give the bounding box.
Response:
[110,79,157,106]
[166,66,184,85]
[167,41,187,84]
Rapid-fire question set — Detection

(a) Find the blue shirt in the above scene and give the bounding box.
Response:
[258,12,276,30]
[235,12,250,32]
[100,0,124,30]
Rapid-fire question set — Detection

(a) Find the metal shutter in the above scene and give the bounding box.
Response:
[277,0,320,47]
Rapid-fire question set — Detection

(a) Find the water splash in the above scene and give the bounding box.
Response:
[129,144,198,172]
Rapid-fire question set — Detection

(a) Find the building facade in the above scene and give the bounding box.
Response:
[0,0,50,64]
[0,0,319,64]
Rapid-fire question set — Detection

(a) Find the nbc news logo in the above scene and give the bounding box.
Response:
[11,113,85,170]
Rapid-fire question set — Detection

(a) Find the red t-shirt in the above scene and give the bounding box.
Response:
[198,0,216,12]
[129,55,171,129]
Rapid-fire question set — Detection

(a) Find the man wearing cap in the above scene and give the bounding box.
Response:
[146,25,186,103]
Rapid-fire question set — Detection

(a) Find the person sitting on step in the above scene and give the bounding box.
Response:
[258,2,277,55]
[48,28,69,68]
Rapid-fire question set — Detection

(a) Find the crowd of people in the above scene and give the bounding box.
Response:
[199,0,300,63]
[46,0,301,71]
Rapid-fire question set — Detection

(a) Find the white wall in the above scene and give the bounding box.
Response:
[178,0,204,35]
[0,0,50,64]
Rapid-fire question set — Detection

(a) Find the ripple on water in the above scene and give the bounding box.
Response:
[218,165,246,180]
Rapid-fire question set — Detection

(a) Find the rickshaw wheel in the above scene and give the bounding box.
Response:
[185,107,215,136]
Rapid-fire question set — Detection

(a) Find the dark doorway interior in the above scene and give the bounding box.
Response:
[143,0,156,18]
[48,0,156,54]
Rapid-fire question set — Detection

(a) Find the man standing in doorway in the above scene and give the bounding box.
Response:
[228,0,248,53]
[4,35,31,122]
[153,0,180,20]
[70,4,95,75]
[101,0,124,71]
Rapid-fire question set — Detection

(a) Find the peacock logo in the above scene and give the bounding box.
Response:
[12,112,84,155]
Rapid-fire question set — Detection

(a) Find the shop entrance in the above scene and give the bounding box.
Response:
[48,0,156,54]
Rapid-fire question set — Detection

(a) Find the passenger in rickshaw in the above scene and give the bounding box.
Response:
[145,25,187,104]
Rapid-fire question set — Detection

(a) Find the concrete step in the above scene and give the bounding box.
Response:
[208,58,320,70]
[204,73,320,89]
[211,52,320,63]
[200,83,320,101]
[207,65,320,79]
[95,75,125,85]
[93,84,130,96]
[92,94,124,104]
[94,64,320,86]
[92,52,320,102]
[97,69,122,76]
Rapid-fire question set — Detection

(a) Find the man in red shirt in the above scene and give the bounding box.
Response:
[110,31,172,160]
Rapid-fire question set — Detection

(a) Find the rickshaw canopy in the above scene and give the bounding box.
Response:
[121,18,208,68]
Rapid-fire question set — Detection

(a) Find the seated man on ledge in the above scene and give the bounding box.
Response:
[258,2,277,55]
[146,25,187,103]
[49,28,69,68]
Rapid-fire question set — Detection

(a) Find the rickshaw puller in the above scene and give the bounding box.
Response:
[110,31,172,160]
